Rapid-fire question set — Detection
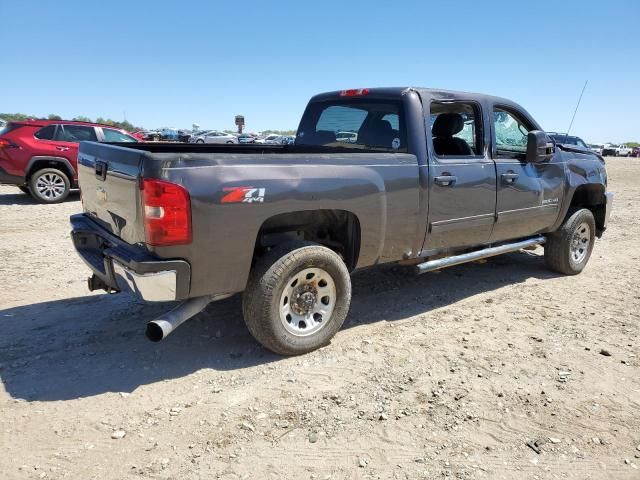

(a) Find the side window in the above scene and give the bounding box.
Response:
[493,108,529,158]
[430,102,482,157]
[34,125,56,140]
[102,129,136,142]
[56,125,98,142]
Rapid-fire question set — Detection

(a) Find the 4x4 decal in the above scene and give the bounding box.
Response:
[221,186,266,204]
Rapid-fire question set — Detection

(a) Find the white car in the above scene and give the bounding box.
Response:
[616,144,632,157]
[336,131,358,143]
[588,144,604,155]
[190,131,238,144]
[262,134,283,144]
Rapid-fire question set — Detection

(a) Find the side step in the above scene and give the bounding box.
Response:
[414,235,546,275]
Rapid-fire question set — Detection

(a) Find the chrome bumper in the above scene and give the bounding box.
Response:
[113,262,178,302]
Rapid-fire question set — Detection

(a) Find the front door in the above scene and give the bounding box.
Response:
[424,101,497,251]
[490,107,564,241]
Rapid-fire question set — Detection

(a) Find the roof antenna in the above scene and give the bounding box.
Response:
[565,80,588,141]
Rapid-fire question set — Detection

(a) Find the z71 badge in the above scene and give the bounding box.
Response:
[221,186,266,204]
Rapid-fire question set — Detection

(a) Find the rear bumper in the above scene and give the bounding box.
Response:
[70,213,191,301]
[0,166,25,185]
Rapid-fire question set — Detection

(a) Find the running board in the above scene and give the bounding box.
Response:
[414,236,546,275]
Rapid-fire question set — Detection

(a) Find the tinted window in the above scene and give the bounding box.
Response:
[34,125,56,140]
[430,102,482,156]
[103,129,136,142]
[494,108,529,158]
[298,100,407,151]
[56,125,97,142]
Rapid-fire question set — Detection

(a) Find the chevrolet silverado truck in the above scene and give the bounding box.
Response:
[70,87,613,355]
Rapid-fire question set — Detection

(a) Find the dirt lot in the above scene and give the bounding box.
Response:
[1,157,639,480]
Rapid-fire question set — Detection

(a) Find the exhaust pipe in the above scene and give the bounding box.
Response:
[145,294,232,342]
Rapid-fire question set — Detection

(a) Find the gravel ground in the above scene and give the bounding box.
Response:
[1,157,639,479]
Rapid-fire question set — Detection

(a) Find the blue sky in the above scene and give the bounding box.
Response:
[1,0,638,142]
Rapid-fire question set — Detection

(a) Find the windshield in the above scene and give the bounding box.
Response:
[296,99,407,152]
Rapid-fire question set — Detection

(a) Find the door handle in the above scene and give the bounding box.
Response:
[434,174,457,186]
[55,146,70,151]
[501,172,519,183]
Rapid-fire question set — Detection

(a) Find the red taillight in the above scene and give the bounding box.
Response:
[142,178,192,246]
[339,88,370,97]
[0,139,16,148]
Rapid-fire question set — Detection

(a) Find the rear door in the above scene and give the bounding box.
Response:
[490,106,564,241]
[52,125,99,178]
[424,100,497,250]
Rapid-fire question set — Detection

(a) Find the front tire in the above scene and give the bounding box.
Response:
[242,242,352,355]
[29,168,70,203]
[544,208,595,275]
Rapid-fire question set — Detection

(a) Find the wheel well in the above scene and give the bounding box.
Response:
[570,184,606,235]
[27,159,74,184]
[254,210,361,270]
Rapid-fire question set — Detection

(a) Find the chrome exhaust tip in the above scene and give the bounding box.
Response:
[145,294,231,342]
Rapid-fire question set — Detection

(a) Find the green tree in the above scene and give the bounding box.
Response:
[72,115,92,122]
[0,113,31,121]
[47,114,62,120]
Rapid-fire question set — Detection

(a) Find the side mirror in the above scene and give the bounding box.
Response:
[526,130,554,163]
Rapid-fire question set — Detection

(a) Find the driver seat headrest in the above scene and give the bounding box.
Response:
[432,113,464,137]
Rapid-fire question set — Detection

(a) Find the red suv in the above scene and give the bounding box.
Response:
[0,120,138,203]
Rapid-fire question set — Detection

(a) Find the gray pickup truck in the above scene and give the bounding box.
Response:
[70,87,613,355]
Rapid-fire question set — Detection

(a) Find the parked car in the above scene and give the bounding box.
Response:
[71,87,612,356]
[602,144,618,156]
[238,134,256,144]
[632,146,640,158]
[157,128,180,141]
[261,134,282,144]
[0,119,137,203]
[281,135,296,145]
[189,131,238,144]
[336,131,358,143]
[616,144,633,157]
[177,130,192,143]
[588,144,604,155]
[0,118,6,128]
[131,131,147,141]
[547,133,590,150]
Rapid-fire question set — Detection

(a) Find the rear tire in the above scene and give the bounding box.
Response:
[544,208,595,275]
[29,168,70,204]
[242,242,352,355]
[196,139,205,144]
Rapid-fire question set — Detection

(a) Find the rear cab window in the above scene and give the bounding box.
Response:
[296,98,407,152]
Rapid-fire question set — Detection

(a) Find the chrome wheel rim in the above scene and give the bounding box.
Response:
[35,172,66,200]
[279,267,336,337]
[570,222,590,263]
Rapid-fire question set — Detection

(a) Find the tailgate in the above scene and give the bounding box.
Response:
[77,141,146,245]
